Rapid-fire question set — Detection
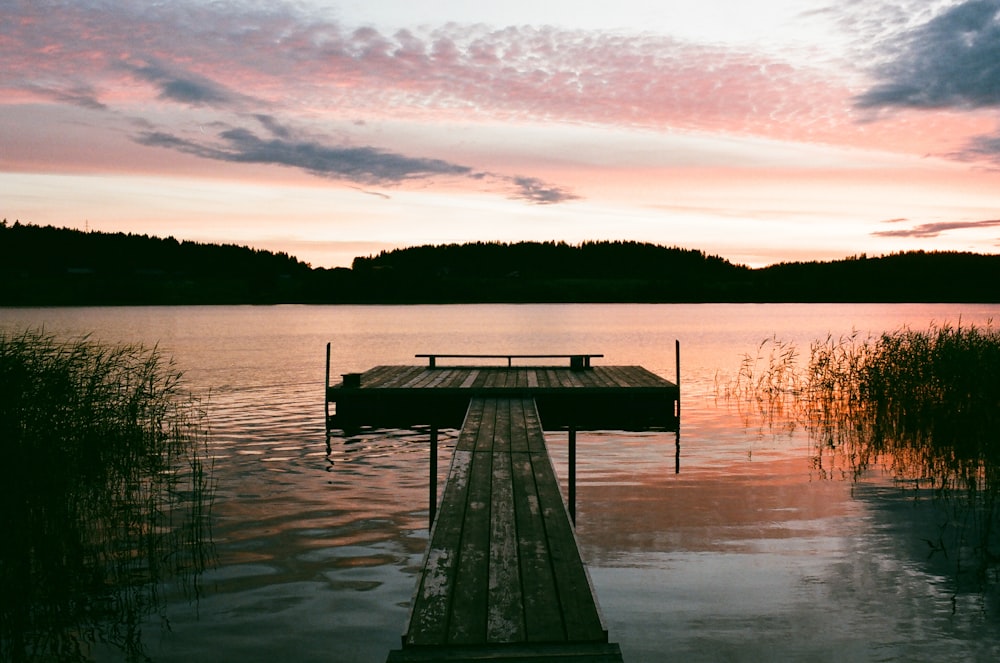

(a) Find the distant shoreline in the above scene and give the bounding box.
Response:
[3,222,999,306]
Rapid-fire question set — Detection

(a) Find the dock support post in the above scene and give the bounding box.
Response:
[675,339,681,474]
[675,339,681,421]
[429,426,438,528]
[568,425,577,524]
[325,342,331,437]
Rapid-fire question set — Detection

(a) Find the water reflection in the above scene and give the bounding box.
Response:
[0,331,214,661]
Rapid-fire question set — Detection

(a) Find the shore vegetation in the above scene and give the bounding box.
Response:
[0,329,213,661]
[720,322,1000,590]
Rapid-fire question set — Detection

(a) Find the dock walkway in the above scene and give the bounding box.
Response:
[386,397,622,662]
[325,351,679,662]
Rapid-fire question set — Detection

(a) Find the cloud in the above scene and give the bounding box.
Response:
[0,0,844,140]
[136,117,576,203]
[962,131,1000,160]
[123,59,240,107]
[507,176,578,204]
[856,1,1000,110]
[1,0,834,198]
[32,84,108,111]
[872,218,1000,238]
[136,120,473,185]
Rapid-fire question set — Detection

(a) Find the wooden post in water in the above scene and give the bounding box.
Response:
[325,342,331,436]
[568,425,577,524]
[675,339,681,421]
[675,338,681,474]
[429,426,438,528]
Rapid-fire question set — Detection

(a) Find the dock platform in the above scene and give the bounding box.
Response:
[328,361,678,432]
[325,351,679,662]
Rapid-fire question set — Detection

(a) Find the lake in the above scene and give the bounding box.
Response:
[3,303,999,662]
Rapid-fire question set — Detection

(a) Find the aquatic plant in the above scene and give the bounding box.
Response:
[0,329,213,661]
[721,322,1000,586]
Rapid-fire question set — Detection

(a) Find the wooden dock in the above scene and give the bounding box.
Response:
[325,352,679,662]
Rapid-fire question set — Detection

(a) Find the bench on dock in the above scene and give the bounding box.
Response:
[415,353,604,369]
[387,397,623,662]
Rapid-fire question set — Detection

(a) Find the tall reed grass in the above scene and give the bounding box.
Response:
[0,329,214,661]
[720,322,1000,585]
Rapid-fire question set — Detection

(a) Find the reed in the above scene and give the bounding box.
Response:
[0,329,213,661]
[721,322,1000,584]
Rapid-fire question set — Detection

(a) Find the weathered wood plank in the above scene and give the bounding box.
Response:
[406,446,473,646]
[508,398,530,454]
[460,369,480,389]
[597,366,632,389]
[487,400,524,643]
[357,365,402,388]
[449,401,495,644]
[530,445,607,642]
[457,398,486,453]
[474,398,497,453]
[521,399,548,456]
[378,365,425,388]
[510,399,564,643]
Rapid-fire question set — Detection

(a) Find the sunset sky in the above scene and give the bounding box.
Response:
[3,0,1000,268]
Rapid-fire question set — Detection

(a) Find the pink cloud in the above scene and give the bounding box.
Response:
[2,0,992,181]
[1,2,846,135]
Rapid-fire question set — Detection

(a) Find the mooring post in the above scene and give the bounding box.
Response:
[675,339,681,474]
[568,425,577,524]
[325,342,331,437]
[675,339,681,421]
[429,426,438,528]
[675,429,681,475]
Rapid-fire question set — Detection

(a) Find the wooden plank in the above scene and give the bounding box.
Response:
[474,398,497,453]
[448,401,495,644]
[402,368,437,389]
[573,367,601,388]
[406,446,473,645]
[525,397,606,641]
[487,399,524,643]
[529,441,607,642]
[374,366,425,388]
[472,369,490,388]
[597,366,633,389]
[510,399,564,642]
[425,368,456,389]
[522,399,548,456]
[457,398,487,453]
[508,398,530,454]
[460,369,480,389]
[357,365,402,388]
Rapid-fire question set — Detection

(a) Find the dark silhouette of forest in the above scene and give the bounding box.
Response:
[2,221,999,305]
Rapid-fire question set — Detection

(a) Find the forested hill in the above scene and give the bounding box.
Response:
[0,221,311,305]
[2,221,999,304]
[350,241,750,302]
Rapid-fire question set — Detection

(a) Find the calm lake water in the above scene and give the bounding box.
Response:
[3,303,1000,662]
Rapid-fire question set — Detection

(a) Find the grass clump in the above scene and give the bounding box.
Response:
[721,322,1000,585]
[0,329,213,662]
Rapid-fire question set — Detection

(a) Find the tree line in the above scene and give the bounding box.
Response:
[2,221,998,304]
